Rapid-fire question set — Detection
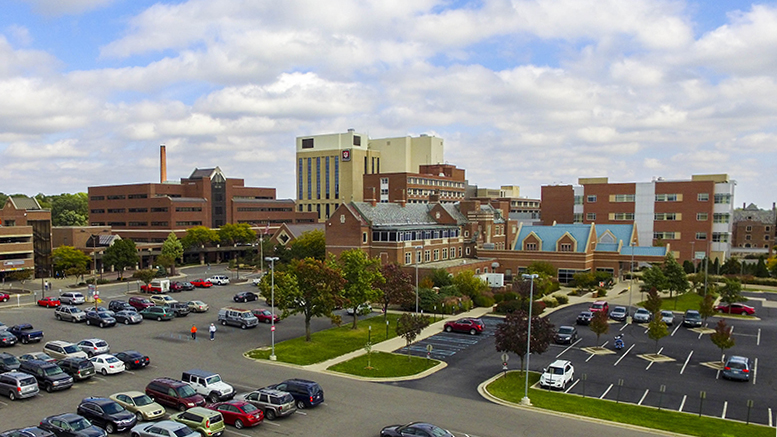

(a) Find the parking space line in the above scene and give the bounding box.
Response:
[722,401,727,419]
[600,340,609,348]
[0,399,7,407]
[697,330,704,340]
[600,384,613,399]
[753,357,758,385]
[619,323,629,332]
[564,379,579,393]
[585,352,596,362]
[225,430,255,437]
[613,344,634,366]
[670,324,681,337]
[556,338,582,358]
[645,347,663,370]
[768,407,772,427]
[757,328,761,346]
[680,350,693,374]
[638,389,649,405]
[679,395,687,412]
[730,326,734,335]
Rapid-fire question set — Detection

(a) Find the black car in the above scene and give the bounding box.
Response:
[233,292,258,303]
[0,427,55,437]
[264,379,323,409]
[114,351,150,370]
[18,359,73,392]
[0,352,21,372]
[554,326,578,344]
[85,312,116,328]
[39,413,107,437]
[576,311,594,325]
[682,310,703,327]
[380,422,454,437]
[77,397,138,434]
[0,330,18,347]
[107,301,134,313]
[57,357,96,381]
[164,303,191,317]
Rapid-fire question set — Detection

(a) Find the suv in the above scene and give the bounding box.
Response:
[145,378,206,412]
[78,339,110,357]
[0,371,39,400]
[181,369,234,403]
[589,301,609,313]
[128,297,154,311]
[55,306,87,323]
[149,295,177,307]
[208,275,230,286]
[0,428,54,437]
[18,359,73,392]
[264,379,324,409]
[0,352,21,372]
[128,421,197,437]
[683,310,703,327]
[540,359,574,390]
[139,306,174,321]
[217,308,258,329]
[240,388,297,420]
[170,407,225,437]
[44,341,89,360]
[165,303,191,317]
[108,301,134,313]
[58,357,96,381]
[722,356,751,381]
[77,397,138,434]
[59,292,86,305]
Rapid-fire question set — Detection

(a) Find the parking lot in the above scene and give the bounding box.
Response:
[394,317,499,361]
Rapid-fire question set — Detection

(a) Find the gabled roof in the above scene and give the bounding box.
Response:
[352,202,460,228]
[594,224,635,251]
[188,167,224,181]
[6,196,42,211]
[514,224,592,252]
[284,223,325,238]
[734,208,776,225]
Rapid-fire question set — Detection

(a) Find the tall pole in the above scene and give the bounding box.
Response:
[414,245,423,314]
[703,241,709,296]
[627,245,634,325]
[521,273,538,406]
[265,256,279,360]
[260,238,264,273]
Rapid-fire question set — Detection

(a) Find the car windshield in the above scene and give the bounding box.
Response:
[100,314,112,319]
[206,375,222,384]
[133,394,154,406]
[102,403,125,414]
[2,356,20,365]
[549,367,564,375]
[592,303,604,309]
[558,327,574,334]
[241,403,259,413]
[69,418,91,431]
[44,366,64,376]
[428,425,449,437]
[241,313,253,318]
[172,426,193,437]
[177,385,197,397]
[614,307,625,313]
[662,311,672,317]
[579,312,592,317]
[637,309,648,314]
[95,341,107,347]
[105,357,119,363]
[727,361,746,370]
[63,345,80,353]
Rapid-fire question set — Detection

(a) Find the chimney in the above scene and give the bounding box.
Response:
[398,189,406,207]
[160,144,167,183]
[429,190,440,204]
[367,187,377,207]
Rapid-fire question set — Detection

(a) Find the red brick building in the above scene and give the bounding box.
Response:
[362,164,467,205]
[731,203,776,258]
[0,196,52,277]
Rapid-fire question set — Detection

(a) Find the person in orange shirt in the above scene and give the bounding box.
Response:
[191,324,197,340]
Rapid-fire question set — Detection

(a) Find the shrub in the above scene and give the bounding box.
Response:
[494,293,505,303]
[495,299,523,314]
[542,297,558,308]
[595,287,608,297]
[502,292,518,301]
[555,294,569,305]
[330,314,342,327]
[473,294,495,308]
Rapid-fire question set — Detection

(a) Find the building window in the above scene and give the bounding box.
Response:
[175,207,203,212]
[613,194,635,202]
[464,230,469,238]
[128,208,148,213]
[298,159,303,200]
[573,213,583,223]
[107,195,126,200]
[353,135,361,146]
[316,157,321,200]
[433,249,439,261]
[654,213,678,221]
[696,232,707,240]
[405,252,412,265]
[745,225,752,232]
[613,213,634,220]
[559,243,572,252]
[424,250,431,262]
[765,226,771,232]
[458,247,462,257]
[107,208,125,213]
[334,156,340,199]
[587,195,597,203]
[765,235,771,241]
[442,248,448,259]
[574,195,583,205]
[745,235,751,241]
[307,158,312,200]
[526,243,538,250]
[90,196,105,201]
[127,194,148,199]
[653,232,678,240]
[714,193,731,204]
[465,247,471,255]
[698,193,709,201]
[586,213,596,221]
[302,138,314,149]
[325,156,330,199]
[90,209,105,214]
[362,232,367,243]
[416,251,422,264]
[712,232,729,242]
[713,213,730,223]
[655,193,678,202]
[697,213,708,221]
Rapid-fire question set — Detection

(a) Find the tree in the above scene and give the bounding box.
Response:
[52,246,91,280]
[494,310,555,375]
[429,269,453,288]
[710,319,735,361]
[718,278,744,312]
[377,263,414,321]
[181,226,219,249]
[288,230,326,261]
[51,193,88,226]
[589,310,609,346]
[527,261,556,277]
[754,257,769,278]
[257,270,299,311]
[57,210,87,226]
[102,239,139,279]
[160,233,184,275]
[8,270,33,284]
[571,272,596,289]
[682,260,695,274]
[767,256,777,276]
[643,288,663,315]
[642,265,668,292]
[218,223,257,246]
[452,270,489,300]
[132,269,157,288]
[699,294,715,325]
[647,317,669,354]
[663,253,689,303]
[719,257,741,276]
[396,313,430,359]
[338,250,384,329]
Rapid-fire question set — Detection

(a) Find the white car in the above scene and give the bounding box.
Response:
[540,359,574,390]
[90,354,125,375]
[208,275,230,286]
[660,310,675,325]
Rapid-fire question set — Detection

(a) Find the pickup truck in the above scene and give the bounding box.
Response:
[9,323,44,344]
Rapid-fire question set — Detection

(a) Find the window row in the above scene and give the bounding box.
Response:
[407,177,465,189]
[372,228,460,242]
[404,246,462,264]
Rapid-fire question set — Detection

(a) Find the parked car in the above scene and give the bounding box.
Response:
[149,295,177,307]
[715,303,755,315]
[169,282,184,293]
[233,292,258,303]
[186,301,209,313]
[18,352,56,363]
[190,279,213,288]
[77,397,138,433]
[43,341,89,360]
[110,391,166,422]
[208,275,230,286]
[170,407,225,437]
[0,371,39,400]
[0,428,54,437]
[139,306,174,321]
[443,318,484,335]
[57,357,96,381]
[145,378,206,412]
[207,400,262,429]
[660,310,675,325]
[93,307,116,317]
[140,279,170,294]
[0,352,21,371]
[59,292,86,305]
[37,297,61,308]
[554,326,578,344]
[217,308,258,329]
[380,423,455,437]
[239,388,296,420]
[128,297,154,311]
[9,324,44,344]
[128,421,197,437]
[55,306,87,323]
[0,292,9,303]
[164,303,191,317]
[539,359,574,389]
[589,301,609,313]
[181,369,234,403]
[722,355,751,381]
[114,310,143,325]
[90,354,125,375]
[0,330,18,347]
[77,339,110,357]
[18,359,73,392]
[85,311,117,328]
[263,379,324,409]
[682,310,703,327]
[39,414,106,437]
[171,282,195,292]
[252,309,279,324]
[609,306,628,321]
[108,301,134,313]
[346,304,372,316]
[576,311,594,325]
[633,308,652,323]
[114,351,150,370]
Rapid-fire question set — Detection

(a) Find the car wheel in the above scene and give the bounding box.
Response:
[124,319,130,325]
[178,404,187,412]
[131,433,141,437]
[86,320,91,325]
[240,324,247,329]
[221,320,227,326]
[157,316,162,321]
[21,337,28,344]
[8,390,15,401]
[101,368,108,376]
[72,318,77,323]
[56,314,61,320]
[296,400,306,409]
[469,328,477,335]
[135,412,143,422]
[445,326,452,332]
[209,393,219,403]
[100,322,105,328]
[234,419,244,429]
[106,423,115,434]
[265,409,276,420]
[265,319,271,324]
[46,383,53,393]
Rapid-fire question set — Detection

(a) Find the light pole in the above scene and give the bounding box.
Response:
[265,256,279,361]
[627,245,634,325]
[414,245,423,314]
[521,273,538,406]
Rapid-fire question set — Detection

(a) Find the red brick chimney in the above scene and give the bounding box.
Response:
[398,189,407,207]
[160,144,167,183]
[367,187,377,207]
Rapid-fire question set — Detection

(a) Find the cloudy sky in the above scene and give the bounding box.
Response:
[1,0,775,207]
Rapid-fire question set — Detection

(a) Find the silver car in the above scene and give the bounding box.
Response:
[77,338,110,357]
[660,310,674,325]
[239,388,297,420]
[633,308,652,323]
[54,306,87,323]
[114,310,143,325]
[129,420,198,437]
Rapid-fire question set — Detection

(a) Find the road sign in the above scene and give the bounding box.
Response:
[271,326,275,332]
[501,353,509,363]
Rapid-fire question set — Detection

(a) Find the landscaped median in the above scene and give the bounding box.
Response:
[483,371,772,437]
[328,351,441,378]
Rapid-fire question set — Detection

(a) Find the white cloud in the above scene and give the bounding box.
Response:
[3,138,88,159]
[21,0,115,16]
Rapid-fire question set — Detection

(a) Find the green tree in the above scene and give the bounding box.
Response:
[396,313,431,360]
[710,319,735,362]
[572,271,596,289]
[718,278,744,312]
[8,270,33,284]
[452,270,489,300]
[181,226,219,249]
[160,233,184,275]
[494,310,555,375]
[699,294,715,325]
[377,263,414,321]
[338,249,384,329]
[57,210,87,226]
[527,261,556,277]
[682,260,695,274]
[642,265,668,292]
[52,246,91,278]
[644,287,663,315]
[51,193,88,226]
[754,257,769,277]
[132,269,158,288]
[218,223,257,246]
[429,269,453,288]
[102,239,139,279]
[257,270,299,311]
[663,253,689,308]
[719,257,741,276]
[288,229,326,261]
[647,317,669,353]
[589,310,609,346]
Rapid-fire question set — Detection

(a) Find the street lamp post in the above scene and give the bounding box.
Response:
[265,256,279,361]
[414,246,423,314]
[627,245,634,325]
[521,273,538,406]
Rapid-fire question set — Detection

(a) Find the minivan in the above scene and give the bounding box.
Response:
[0,371,39,400]
[146,378,206,412]
[58,357,96,381]
[18,359,73,392]
[59,292,86,305]
[264,379,323,409]
[44,341,89,360]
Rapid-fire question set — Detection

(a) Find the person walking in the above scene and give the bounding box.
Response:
[209,323,216,341]
[190,325,197,340]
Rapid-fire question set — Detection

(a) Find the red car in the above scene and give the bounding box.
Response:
[37,297,61,308]
[715,303,755,315]
[589,300,609,313]
[252,309,280,324]
[207,400,263,429]
[191,279,213,288]
[0,292,10,302]
[443,318,484,335]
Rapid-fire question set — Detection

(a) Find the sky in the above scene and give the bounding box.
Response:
[1,0,775,208]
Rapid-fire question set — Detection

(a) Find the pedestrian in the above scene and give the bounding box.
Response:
[191,325,197,340]
[209,323,216,341]
[44,281,49,292]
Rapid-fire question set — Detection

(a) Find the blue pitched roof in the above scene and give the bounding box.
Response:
[514,224,593,253]
[619,246,667,256]
[596,224,634,245]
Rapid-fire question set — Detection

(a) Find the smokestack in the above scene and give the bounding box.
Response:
[160,144,167,183]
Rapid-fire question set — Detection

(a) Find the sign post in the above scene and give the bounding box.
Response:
[501,353,509,377]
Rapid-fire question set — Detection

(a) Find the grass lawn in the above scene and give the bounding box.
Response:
[637,292,703,312]
[328,351,439,377]
[245,313,401,365]
[487,372,772,437]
